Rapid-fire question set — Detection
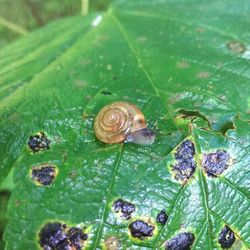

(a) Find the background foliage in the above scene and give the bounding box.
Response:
[0,0,111,47]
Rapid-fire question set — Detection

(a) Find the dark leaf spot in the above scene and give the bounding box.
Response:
[39,222,67,249]
[166,232,195,250]
[39,222,88,250]
[28,132,50,153]
[202,150,231,176]
[67,227,88,249]
[156,210,168,225]
[112,76,118,80]
[101,91,112,95]
[172,140,196,182]
[129,220,155,239]
[177,61,190,68]
[227,41,246,53]
[104,236,120,250]
[113,199,135,219]
[32,165,57,186]
[218,225,235,249]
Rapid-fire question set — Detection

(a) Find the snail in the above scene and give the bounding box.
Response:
[94,101,155,145]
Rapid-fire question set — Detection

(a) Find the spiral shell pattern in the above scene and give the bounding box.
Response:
[94,102,147,144]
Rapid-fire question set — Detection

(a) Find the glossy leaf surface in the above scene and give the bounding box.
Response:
[0,0,250,249]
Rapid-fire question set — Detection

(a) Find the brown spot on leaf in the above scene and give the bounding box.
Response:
[227,41,246,53]
[196,27,205,33]
[197,71,210,79]
[104,236,120,250]
[75,80,87,88]
[177,61,190,68]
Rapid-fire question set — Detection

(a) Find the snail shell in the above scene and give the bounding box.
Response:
[94,101,155,145]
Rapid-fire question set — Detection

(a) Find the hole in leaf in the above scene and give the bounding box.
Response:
[177,109,210,127]
[165,232,195,250]
[28,132,50,153]
[202,150,231,177]
[129,220,155,239]
[172,140,196,182]
[113,199,135,220]
[219,121,235,135]
[156,210,168,225]
[39,222,88,250]
[218,225,235,249]
[31,164,58,186]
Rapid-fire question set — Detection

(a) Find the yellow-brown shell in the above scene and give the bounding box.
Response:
[94,101,147,144]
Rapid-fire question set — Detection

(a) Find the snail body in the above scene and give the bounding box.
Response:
[94,101,155,145]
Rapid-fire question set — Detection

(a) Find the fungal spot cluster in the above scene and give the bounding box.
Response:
[112,198,163,240]
[39,222,88,250]
[31,164,57,186]
[28,132,50,153]
[156,210,168,225]
[172,140,196,182]
[218,225,235,249]
[202,149,231,177]
[165,232,194,250]
[113,199,135,219]
[129,220,155,239]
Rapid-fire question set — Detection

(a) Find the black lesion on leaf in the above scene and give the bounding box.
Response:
[101,90,112,95]
[165,232,195,250]
[113,199,135,220]
[202,149,231,177]
[28,132,50,153]
[218,225,235,249]
[172,140,196,182]
[39,222,88,250]
[67,227,88,249]
[128,220,155,239]
[156,210,168,225]
[32,165,57,186]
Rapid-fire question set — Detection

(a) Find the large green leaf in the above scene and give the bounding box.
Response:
[1,0,250,249]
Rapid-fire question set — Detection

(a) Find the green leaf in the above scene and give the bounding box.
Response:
[1,0,250,249]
